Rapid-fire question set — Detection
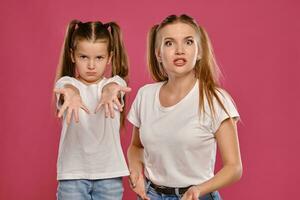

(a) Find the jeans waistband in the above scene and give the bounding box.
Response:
[146,178,192,195]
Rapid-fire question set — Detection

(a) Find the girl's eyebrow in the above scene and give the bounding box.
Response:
[76,52,106,56]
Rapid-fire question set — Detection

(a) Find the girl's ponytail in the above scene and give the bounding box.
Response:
[56,19,81,81]
[106,22,128,80]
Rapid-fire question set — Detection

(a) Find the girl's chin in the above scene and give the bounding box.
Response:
[78,76,102,84]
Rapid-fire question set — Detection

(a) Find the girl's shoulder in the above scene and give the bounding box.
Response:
[56,76,85,85]
[55,76,78,87]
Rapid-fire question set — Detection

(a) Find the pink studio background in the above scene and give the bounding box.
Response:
[1,0,299,199]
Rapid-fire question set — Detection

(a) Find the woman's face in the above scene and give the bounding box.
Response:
[156,22,201,79]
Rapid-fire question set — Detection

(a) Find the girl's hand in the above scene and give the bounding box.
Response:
[181,186,201,200]
[129,170,150,200]
[54,85,89,124]
[95,83,131,118]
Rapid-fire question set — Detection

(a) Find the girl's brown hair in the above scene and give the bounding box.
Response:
[147,14,230,118]
[55,20,129,125]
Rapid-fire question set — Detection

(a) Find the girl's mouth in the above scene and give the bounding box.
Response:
[86,72,97,76]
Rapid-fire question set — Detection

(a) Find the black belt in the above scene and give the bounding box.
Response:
[147,179,191,195]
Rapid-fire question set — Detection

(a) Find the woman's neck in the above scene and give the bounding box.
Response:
[164,72,197,95]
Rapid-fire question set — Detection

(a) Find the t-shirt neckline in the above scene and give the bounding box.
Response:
[156,80,198,112]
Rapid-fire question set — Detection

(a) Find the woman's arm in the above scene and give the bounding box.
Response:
[127,126,150,200]
[182,118,242,200]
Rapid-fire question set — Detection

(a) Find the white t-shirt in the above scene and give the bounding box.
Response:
[55,76,129,180]
[127,80,239,187]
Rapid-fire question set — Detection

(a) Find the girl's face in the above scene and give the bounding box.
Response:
[71,39,111,85]
[156,22,201,79]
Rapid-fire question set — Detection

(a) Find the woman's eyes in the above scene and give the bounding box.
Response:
[164,39,194,47]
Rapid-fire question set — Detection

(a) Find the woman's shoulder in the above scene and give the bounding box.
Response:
[214,87,234,101]
[137,81,164,95]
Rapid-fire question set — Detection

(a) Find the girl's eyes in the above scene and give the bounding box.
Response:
[79,55,88,59]
[164,41,173,47]
[96,56,104,60]
[79,56,104,60]
[186,39,194,45]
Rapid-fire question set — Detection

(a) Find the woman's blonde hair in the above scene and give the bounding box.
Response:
[147,14,230,117]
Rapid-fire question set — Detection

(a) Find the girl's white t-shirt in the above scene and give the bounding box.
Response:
[55,76,129,180]
[127,80,239,187]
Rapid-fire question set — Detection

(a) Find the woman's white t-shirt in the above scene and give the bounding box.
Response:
[55,76,129,180]
[127,80,239,187]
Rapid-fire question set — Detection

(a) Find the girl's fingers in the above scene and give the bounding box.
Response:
[114,98,123,112]
[58,103,68,118]
[80,103,90,114]
[54,88,65,95]
[104,104,109,118]
[108,102,114,118]
[120,86,132,93]
[95,102,103,113]
[66,108,72,124]
[74,108,79,123]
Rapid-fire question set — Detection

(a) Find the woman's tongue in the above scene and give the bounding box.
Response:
[174,58,186,66]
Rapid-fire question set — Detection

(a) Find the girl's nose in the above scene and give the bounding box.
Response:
[88,60,95,69]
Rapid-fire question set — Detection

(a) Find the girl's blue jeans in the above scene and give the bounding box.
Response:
[57,177,123,200]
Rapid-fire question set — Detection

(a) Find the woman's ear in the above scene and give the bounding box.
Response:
[155,48,162,63]
[197,46,202,61]
[70,48,75,63]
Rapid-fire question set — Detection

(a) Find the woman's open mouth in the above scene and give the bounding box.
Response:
[173,58,187,66]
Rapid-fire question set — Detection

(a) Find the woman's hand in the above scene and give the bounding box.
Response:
[181,186,201,200]
[54,85,89,124]
[95,83,131,118]
[129,170,150,200]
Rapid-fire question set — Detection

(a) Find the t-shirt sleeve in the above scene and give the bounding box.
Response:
[54,76,77,109]
[211,89,240,133]
[127,89,141,128]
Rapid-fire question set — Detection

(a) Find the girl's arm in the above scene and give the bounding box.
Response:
[182,118,242,200]
[127,126,150,200]
[95,82,131,117]
[54,84,89,124]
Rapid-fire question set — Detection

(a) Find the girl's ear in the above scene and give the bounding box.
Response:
[70,48,75,63]
[107,51,113,65]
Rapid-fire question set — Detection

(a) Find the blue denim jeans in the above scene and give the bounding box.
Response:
[139,180,222,200]
[57,177,123,200]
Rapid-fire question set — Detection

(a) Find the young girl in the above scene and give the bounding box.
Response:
[127,14,242,200]
[54,20,130,200]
